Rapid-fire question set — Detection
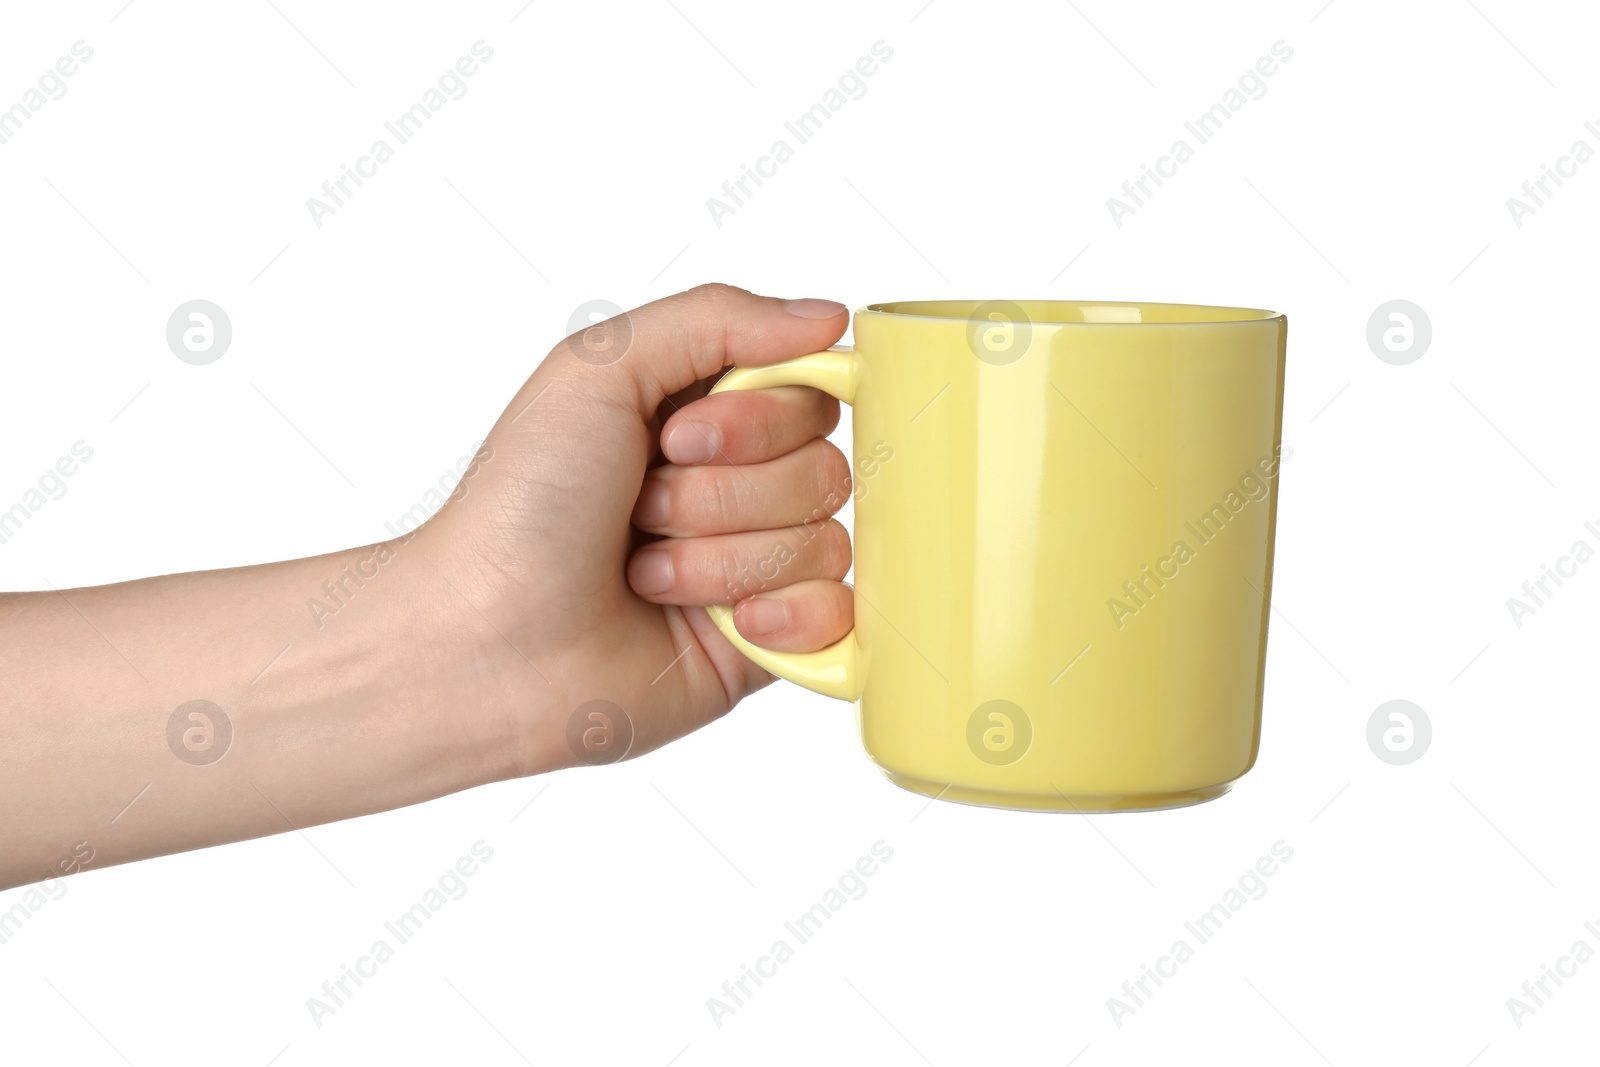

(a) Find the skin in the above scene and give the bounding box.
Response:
[0,284,855,891]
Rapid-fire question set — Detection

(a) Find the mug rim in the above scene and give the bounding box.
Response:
[860,299,1285,326]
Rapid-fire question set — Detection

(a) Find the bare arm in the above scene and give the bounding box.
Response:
[1,538,519,889]
[1,285,855,890]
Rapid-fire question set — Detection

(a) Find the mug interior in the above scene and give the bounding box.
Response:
[863,300,1282,324]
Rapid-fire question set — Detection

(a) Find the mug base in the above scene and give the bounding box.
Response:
[881,770,1234,813]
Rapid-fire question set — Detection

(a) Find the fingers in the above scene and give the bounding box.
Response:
[556,284,849,415]
[627,520,851,606]
[661,384,840,466]
[584,285,853,658]
[731,579,854,652]
[632,438,851,537]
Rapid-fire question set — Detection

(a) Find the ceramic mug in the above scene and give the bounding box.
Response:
[707,300,1287,812]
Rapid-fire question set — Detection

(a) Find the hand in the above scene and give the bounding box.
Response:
[0,283,852,888]
[425,284,857,774]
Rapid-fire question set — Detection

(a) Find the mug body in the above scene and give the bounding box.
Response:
[848,300,1287,812]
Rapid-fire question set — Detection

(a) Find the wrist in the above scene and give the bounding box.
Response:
[399,522,576,782]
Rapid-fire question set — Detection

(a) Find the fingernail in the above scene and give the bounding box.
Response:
[738,595,790,636]
[630,550,674,595]
[633,477,671,528]
[784,298,847,319]
[665,422,720,465]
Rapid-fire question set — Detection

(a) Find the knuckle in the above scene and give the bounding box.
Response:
[680,283,751,378]
[815,583,852,630]
[671,473,707,526]
[703,533,747,600]
[668,467,744,534]
[814,391,842,434]
[815,519,852,576]
[688,281,746,305]
[713,547,745,600]
[703,471,744,530]
[745,400,786,457]
[813,443,852,514]
[734,536,785,598]
[690,539,737,600]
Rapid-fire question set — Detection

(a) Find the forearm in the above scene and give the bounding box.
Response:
[0,532,523,890]
[0,285,854,891]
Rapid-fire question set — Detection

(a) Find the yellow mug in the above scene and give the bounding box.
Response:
[707,301,1287,812]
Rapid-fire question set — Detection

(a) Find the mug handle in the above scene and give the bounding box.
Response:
[702,345,864,702]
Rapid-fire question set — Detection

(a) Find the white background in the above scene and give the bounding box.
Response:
[2,1,1596,1064]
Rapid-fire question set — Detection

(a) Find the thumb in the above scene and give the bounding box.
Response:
[557,283,848,416]
[451,284,848,576]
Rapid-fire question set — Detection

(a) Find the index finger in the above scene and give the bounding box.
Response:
[660,385,840,466]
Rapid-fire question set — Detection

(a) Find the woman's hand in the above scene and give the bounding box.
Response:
[426,283,857,774]
[0,283,856,890]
